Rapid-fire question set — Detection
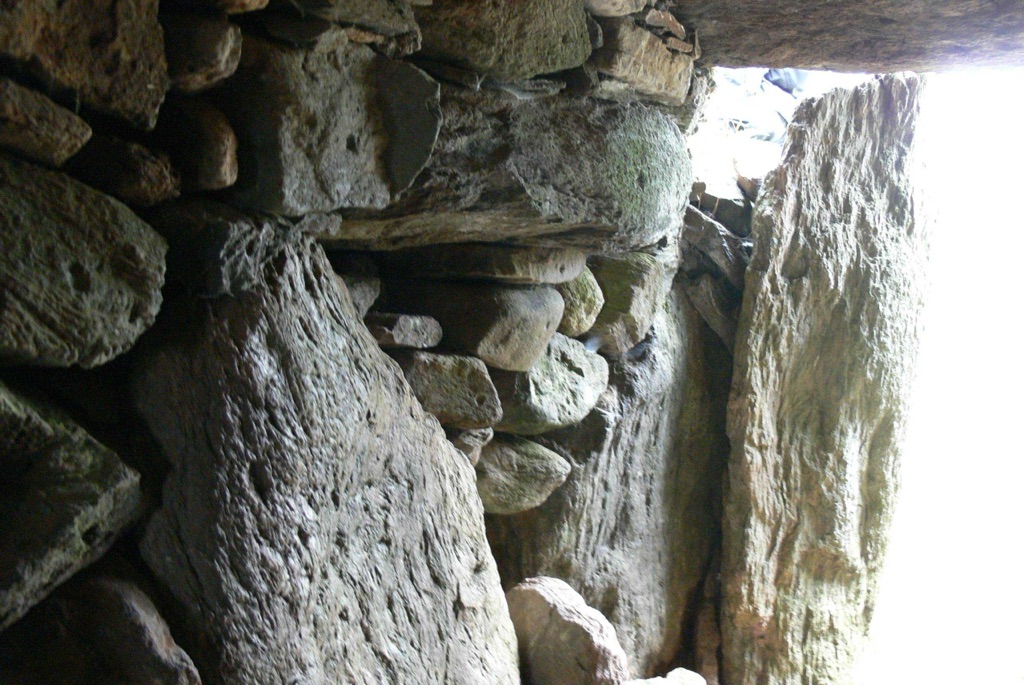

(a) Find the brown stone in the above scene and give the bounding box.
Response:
[381,244,587,285]
[162,13,242,93]
[476,436,571,515]
[644,9,688,40]
[445,427,494,467]
[591,17,694,106]
[154,97,238,192]
[283,0,421,55]
[391,351,503,429]
[681,274,739,352]
[682,206,748,290]
[0,78,91,167]
[365,312,442,349]
[584,0,648,17]
[68,134,180,207]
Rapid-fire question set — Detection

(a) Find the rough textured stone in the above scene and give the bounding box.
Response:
[0,381,142,632]
[283,0,421,53]
[585,0,648,17]
[668,0,1024,70]
[0,154,166,368]
[722,75,925,685]
[327,252,381,318]
[172,0,268,13]
[682,206,748,290]
[682,274,739,352]
[556,268,605,337]
[627,668,708,685]
[385,280,564,372]
[391,351,502,429]
[589,252,671,355]
[132,240,519,685]
[476,436,571,516]
[69,134,180,207]
[492,334,609,436]
[333,88,692,252]
[365,312,442,349]
[383,244,586,285]
[374,59,441,193]
[415,0,591,81]
[0,0,168,129]
[591,18,694,106]
[154,97,239,192]
[162,14,242,93]
[445,427,494,467]
[0,78,91,167]
[506,577,630,685]
[488,287,731,677]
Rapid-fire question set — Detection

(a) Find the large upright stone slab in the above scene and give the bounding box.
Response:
[488,287,732,677]
[721,75,926,685]
[132,240,518,685]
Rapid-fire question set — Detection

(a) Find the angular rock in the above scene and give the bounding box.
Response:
[0,78,91,167]
[682,274,739,351]
[132,240,519,684]
[154,97,239,192]
[556,267,605,337]
[627,668,707,685]
[391,351,502,429]
[487,288,731,676]
[591,17,694,106]
[445,427,494,467]
[506,577,629,685]
[0,0,168,129]
[722,76,926,685]
[682,206,747,290]
[365,312,442,349]
[327,252,380,318]
[585,0,648,17]
[643,9,688,40]
[382,244,586,285]
[476,436,571,515]
[0,381,142,632]
[589,253,671,355]
[335,89,692,252]
[261,12,334,46]
[492,333,609,436]
[0,154,166,368]
[415,0,590,81]
[68,134,180,207]
[282,0,421,54]
[162,14,242,93]
[374,59,441,193]
[692,187,751,238]
[385,280,563,372]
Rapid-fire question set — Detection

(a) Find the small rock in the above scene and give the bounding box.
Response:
[682,206,748,290]
[382,244,586,284]
[162,13,242,93]
[68,134,180,207]
[444,427,493,466]
[155,97,238,192]
[327,252,380,317]
[476,436,570,515]
[643,9,688,41]
[584,0,647,17]
[365,312,442,349]
[391,351,502,429]
[491,333,609,435]
[385,280,563,371]
[590,18,694,106]
[0,78,91,167]
[556,267,605,337]
[626,668,708,685]
[589,253,671,355]
[505,576,630,685]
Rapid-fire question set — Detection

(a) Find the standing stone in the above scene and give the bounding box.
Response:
[722,75,925,685]
[506,577,630,685]
[382,244,587,285]
[132,240,519,684]
[154,98,239,192]
[476,436,571,515]
[390,351,503,430]
[0,381,142,632]
[589,253,672,355]
[492,334,609,436]
[68,134,180,207]
[0,154,166,368]
[415,0,591,81]
[488,288,731,677]
[162,14,242,93]
[0,79,91,167]
[365,313,442,349]
[556,267,605,337]
[590,18,694,106]
[0,0,168,129]
[445,427,494,467]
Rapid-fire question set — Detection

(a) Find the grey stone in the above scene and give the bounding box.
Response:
[68,134,180,207]
[375,59,441,193]
[391,351,502,429]
[281,0,421,53]
[162,13,242,93]
[627,668,707,685]
[0,381,142,632]
[154,97,238,192]
[682,206,748,290]
[585,0,648,17]
[445,427,494,467]
[506,577,630,685]
[0,154,166,368]
[0,0,168,129]
[385,280,563,372]
[589,252,672,355]
[365,312,442,349]
[382,244,587,285]
[132,239,519,684]
[590,18,694,106]
[415,0,591,81]
[681,274,739,352]
[492,333,609,436]
[0,78,91,167]
[643,9,688,40]
[327,252,381,318]
[556,267,605,337]
[721,75,926,685]
[487,287,731,676]
[260,13,334,46]
[476,436,571,515]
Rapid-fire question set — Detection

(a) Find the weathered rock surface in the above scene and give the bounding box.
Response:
[385,281,563,372]
[133,240,519,684]
[722,75,926,685]
[391,351,502,429]
[162,13,242,93]
[585,0,648,17]
[556,267,605,337]
[0,79,91,167]
[0,0,168,129]
[591,17,694,106]
[283,0,421,53]
[327,252,381,318]
[589,252,671,355]
[415,0,591,81]
[0,154,166,368]
[382,244,587,285]
[476,436,571,515]
[69,134,180,207]
[627,668,708,685]
[374,59,441,193]
[506,576,630,685]
[155,98,239,192]
[333,89,692,252]
[488,287,731,676]
[492,334,609,436]
[682,274,739,351]
[166,0,268,13]
[365,312,442,349]
[682,206,748,290]
[445,427,494,467]
[667,0,1024,70]
[0,381,142,632]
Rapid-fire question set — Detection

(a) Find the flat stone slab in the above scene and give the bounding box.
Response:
[476,435,571,515]
[391,351,502,429]
[382,244,586,285]
[365,312,442,349]
[0,78,91,167]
